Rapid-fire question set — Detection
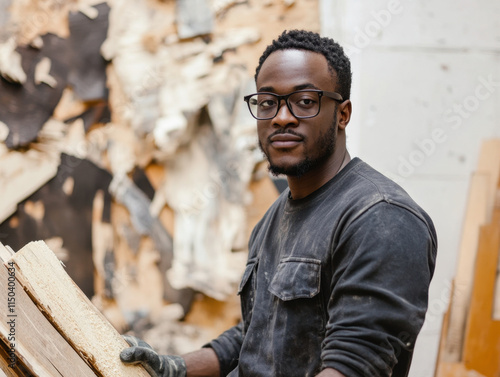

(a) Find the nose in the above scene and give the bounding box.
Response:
[272,100,298,128]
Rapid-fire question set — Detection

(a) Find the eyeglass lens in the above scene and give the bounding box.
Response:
[248,91,321,119]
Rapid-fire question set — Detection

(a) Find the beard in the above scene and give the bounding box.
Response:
[260,112,338,178]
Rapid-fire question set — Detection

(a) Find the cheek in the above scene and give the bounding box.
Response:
[316,113,336,133]
[305,117,334,145]
[256,121,268,141]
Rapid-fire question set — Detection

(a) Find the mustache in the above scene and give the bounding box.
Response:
[267,129,305,142]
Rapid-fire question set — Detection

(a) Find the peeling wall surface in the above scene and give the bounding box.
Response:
[0,0,319,353]
[320,0,500,375]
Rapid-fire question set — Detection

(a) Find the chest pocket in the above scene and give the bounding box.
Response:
[268,257,321,301]
[238,258,258,331]
[238,259,257,295]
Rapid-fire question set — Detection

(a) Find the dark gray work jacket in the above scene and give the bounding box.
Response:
[207,158,437,377]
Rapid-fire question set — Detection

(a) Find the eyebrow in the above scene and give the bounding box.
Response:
[258,83,320,92]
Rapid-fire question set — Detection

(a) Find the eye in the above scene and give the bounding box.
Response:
[259,98,277,109]
[297,98,315,106]
[294,95,317,108]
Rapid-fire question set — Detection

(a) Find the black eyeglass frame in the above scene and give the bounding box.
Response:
[243,89,344,120]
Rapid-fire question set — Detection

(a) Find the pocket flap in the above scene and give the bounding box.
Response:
[238,259,257,295]
[268,257,321,301]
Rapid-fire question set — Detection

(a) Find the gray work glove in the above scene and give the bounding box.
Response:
[120,335,187,377]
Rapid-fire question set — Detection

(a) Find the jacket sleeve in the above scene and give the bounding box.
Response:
[203,321,244,377]
[321,202,437,376]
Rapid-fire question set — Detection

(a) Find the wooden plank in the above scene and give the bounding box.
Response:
[476,140,500,222]
[478,140,500,321]
[494,181,500,320]
[7,241,149,377]
[442,173,489,360]
[0,336,35,377]
[0,246,97,376]
[434,279,453,377]
[0,244,13,263]
[435,362,487,377]
[434,197,500,377]
[462,190,500,376]
[443,139,500,361]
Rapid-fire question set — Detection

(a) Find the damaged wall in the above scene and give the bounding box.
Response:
[0,0,319,352]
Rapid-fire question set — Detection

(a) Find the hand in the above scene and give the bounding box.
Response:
[120,335,187,377]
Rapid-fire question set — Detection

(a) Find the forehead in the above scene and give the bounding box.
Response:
[256,49,335,92]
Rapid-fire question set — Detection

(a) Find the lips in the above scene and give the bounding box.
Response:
[269,133,303,149]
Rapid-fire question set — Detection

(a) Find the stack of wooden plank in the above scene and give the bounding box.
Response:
[434,139,500,377]
[0,241,149,377]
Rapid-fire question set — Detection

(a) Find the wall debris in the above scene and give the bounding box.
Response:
[0,0,318,351]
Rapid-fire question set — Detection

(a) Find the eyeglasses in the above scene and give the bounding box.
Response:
[243,90,343,120]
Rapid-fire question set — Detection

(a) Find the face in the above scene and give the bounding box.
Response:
[256,49,340,178]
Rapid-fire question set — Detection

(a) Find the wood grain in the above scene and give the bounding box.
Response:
[6,241,149,377]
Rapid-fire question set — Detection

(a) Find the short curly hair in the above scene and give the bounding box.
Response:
[255,30,352,100]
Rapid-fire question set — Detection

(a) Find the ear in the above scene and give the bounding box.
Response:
[337,100,352,131]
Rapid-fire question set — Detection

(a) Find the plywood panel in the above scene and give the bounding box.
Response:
[442,172,490,360]
[462,201,500,376]
[443,139,500,361]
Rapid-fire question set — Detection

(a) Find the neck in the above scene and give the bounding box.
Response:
[287,147,350,200]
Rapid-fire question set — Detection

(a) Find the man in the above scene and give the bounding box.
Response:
[120,29,437,377]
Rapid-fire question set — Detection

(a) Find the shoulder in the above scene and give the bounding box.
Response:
[339,158,415,206]
[347,201,436,251]
[338,200,438,292]
[333,159,437,248]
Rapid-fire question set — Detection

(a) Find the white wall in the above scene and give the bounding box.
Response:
[320,1,500,375]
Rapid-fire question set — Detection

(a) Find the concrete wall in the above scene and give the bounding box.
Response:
[320,1,500,375]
